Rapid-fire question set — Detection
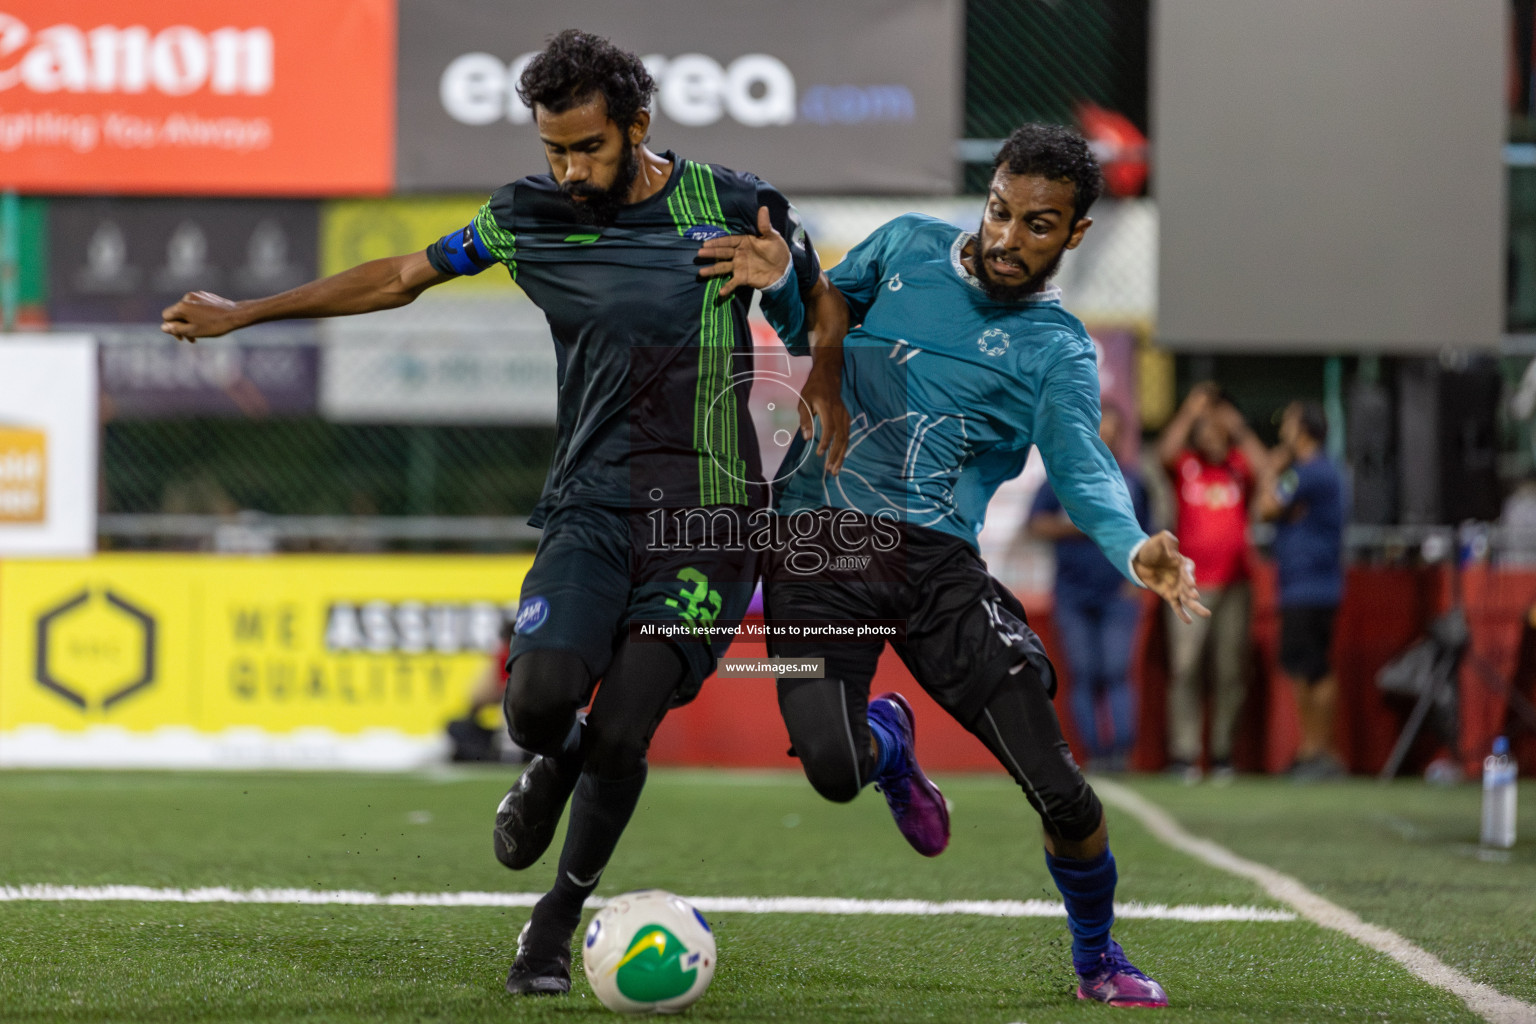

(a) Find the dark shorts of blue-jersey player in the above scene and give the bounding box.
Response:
[160,29,850,1002]
[756,124,1212,1009]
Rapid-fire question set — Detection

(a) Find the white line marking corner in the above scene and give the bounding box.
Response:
[1094,778,1536,1024]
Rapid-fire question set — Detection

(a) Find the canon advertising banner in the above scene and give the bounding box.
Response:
[395,0,962,194]
[0,0,394,195]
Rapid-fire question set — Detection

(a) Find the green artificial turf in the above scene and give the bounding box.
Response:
[1122,775,1536,1005]
[0,768,1520,1023]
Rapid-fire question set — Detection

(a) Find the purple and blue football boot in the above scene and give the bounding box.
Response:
[867,692,950,857]
[1075,940,1169,1008]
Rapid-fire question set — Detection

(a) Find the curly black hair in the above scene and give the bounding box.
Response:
[516,29,655,129]
[992,123,1103,224]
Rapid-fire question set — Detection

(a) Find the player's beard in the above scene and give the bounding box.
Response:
[561,142,640,227]
[971,230,1065,303]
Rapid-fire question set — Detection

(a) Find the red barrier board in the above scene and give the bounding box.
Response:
[650,564,1534,780]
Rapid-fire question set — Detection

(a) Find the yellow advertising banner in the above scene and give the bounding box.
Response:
[320,197,525,295]
[0,554,531,738]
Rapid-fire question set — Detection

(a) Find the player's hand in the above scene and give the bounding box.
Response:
[161,291,247,342]
[696,207,790,297]
[800,359,849,473]
[1132,531,1210,624]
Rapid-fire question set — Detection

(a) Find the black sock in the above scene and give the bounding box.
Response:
[531,766,649,937]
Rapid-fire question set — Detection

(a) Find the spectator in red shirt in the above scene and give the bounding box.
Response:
[1156,383,1266,782]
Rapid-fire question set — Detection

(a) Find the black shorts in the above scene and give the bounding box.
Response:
[1279,603,1339,683]
[762,511,1055,726]
[508,504,758,702]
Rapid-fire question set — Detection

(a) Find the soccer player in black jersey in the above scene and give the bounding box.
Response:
[162,29,848,997]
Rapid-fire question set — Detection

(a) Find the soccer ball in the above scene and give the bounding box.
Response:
[582,889,716,1014]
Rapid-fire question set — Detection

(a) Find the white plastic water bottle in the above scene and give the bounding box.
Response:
[1480,736,1517,849]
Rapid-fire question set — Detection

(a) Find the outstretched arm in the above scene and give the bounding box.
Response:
[1027,509,1084,541]
[161,251,452,341]
[1034,344,1154,586]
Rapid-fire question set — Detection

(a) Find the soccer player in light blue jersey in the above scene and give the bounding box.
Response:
[702,123,1206,1008]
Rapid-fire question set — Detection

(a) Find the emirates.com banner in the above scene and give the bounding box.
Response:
[396,0,963,195]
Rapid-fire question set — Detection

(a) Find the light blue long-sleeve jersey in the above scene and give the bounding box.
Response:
[776,213,1149,582]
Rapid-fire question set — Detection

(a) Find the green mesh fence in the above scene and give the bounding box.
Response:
[1511,166,1536,333]
[103,421,554,520]
[963,0,1148,192]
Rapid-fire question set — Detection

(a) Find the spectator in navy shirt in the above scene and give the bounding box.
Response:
[1257,401,1346,781]
[1028,403,1154,772]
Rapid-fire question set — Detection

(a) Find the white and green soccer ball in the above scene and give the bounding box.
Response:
[582,889,716,1014]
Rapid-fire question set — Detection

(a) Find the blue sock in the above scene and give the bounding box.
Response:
[1045,846,1117,973]
[866,712,902,781]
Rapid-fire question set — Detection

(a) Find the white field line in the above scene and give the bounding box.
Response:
[0,884,1293,923]
[1094,778,1536,1024]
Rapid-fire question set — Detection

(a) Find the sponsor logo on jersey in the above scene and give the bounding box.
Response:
[684,224,728,242]
[515,595,550,635]
[977,328,1010,357]
[664,569,722,635]
[887,273,903,291]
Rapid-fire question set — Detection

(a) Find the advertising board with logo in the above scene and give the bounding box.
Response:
[395,0,962,194]
[0,0,394,195]
[0,554,532,767]
[0,335,96,557]
[99,330,319,419]
[319,316,559,425]
[48,197,318,324]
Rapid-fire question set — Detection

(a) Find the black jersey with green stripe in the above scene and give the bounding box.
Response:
[426,152,820,526]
